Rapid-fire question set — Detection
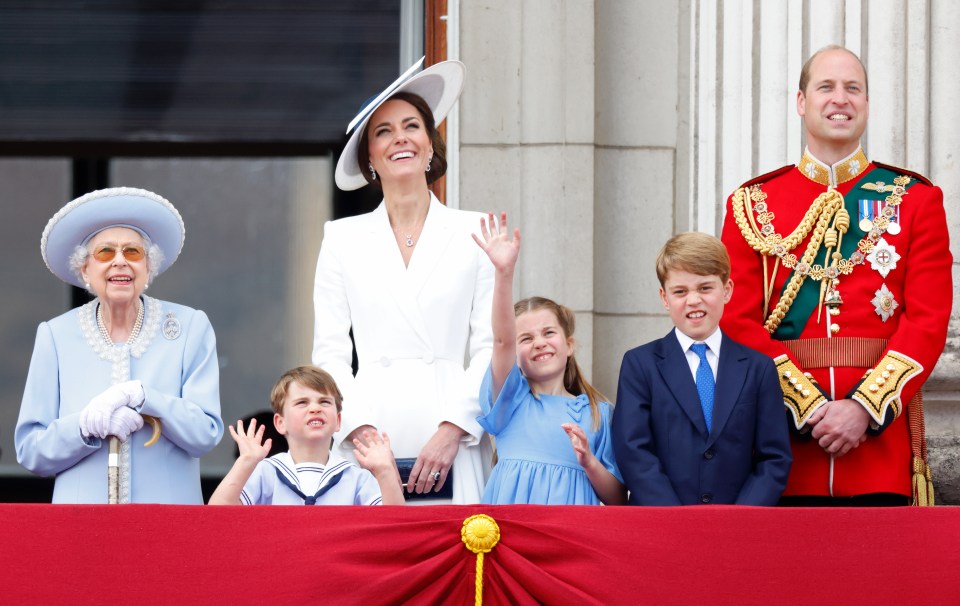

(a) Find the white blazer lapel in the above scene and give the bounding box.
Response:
[406,194,457,298]
[369,200,433,348]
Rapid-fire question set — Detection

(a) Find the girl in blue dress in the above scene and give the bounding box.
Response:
[472,213,625,505]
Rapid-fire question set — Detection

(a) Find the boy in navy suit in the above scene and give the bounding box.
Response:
[612,232,791,505]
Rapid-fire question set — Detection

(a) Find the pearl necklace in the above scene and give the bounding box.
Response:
[97,300,144,345]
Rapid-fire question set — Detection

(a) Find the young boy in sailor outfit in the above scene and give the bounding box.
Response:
[209,366,404,505]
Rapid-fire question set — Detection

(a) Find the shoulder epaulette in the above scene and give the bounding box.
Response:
[738,164,795,189]
[873,161,934,186]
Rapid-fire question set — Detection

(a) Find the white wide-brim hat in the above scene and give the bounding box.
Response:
[334,57,465,191]
[41,187,185,288]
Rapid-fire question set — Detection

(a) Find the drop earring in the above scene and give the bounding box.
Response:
[368,162,377,181]
[426,156,433,173]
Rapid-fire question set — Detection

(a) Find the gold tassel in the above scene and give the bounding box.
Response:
[926,462,936,507]
[912,457,931,506]
[462,515,501,605]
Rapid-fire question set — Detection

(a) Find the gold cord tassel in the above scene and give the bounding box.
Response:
[912,456,933,506]
[461,514,501,606]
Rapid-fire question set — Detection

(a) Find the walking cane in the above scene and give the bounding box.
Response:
[107,415,162,504]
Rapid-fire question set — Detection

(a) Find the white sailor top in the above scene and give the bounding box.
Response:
[240,451,383,505]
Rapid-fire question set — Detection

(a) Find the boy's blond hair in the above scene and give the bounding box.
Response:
[270,365,343,415]
[655,232,731,286]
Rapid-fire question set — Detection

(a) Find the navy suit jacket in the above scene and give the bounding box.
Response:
[612,329,791,506]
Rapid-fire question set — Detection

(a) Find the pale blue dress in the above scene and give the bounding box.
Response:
[477,364,622,505]
[15,296,223,504]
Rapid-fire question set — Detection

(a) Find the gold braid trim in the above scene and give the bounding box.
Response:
[762,190,843,333]
[851,351,923,426]
[775,355,828,429]
[732,186,822,253]
[732,187,845,334]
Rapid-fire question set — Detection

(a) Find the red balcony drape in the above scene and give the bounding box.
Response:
[1,504,958,605]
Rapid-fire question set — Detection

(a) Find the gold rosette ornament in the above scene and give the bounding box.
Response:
[461,514,500,606]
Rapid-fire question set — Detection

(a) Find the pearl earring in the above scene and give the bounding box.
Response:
[368,162,377,181]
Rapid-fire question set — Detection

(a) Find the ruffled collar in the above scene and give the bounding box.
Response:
[78,295,162,361]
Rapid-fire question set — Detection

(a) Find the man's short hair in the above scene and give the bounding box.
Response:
[656,232,731,286]
[798,45,869,94]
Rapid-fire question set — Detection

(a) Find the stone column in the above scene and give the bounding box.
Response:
[459,0,598,372]
[592,1,679,396]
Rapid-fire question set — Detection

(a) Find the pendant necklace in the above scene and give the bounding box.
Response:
[393,217,425,247]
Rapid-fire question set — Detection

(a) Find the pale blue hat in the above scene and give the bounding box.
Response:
[41,187,185,288]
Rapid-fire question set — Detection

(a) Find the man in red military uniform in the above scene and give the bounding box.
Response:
[720,45,952,505]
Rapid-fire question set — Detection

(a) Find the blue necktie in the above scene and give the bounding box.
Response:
[691,343,715,433]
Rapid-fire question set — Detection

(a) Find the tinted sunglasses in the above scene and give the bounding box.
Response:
[91,244,146,262]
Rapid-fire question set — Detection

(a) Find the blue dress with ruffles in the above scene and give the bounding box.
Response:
[477,364,622,505]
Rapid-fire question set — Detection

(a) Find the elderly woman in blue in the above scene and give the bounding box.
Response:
[15,188,223,503]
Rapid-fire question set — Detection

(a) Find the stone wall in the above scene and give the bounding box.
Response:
[456,0,960,500]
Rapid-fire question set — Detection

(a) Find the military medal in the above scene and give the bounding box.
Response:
[859,182,903,235]
[866,238,900,278]
[733,168,913,335]
[871,284,898,322]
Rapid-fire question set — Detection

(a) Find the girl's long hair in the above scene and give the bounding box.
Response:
[514,296,610,431]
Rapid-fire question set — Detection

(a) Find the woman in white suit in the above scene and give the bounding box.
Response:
[314,60,493,503]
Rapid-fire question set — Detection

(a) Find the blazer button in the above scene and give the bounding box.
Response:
[379,356,391,367]
[700,493,712,504]
[423,352,435,364]
[704,449,715,460]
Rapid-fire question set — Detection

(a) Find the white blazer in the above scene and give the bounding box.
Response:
[312,194,494,503]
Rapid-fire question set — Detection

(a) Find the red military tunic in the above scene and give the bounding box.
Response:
[720,147,952,498]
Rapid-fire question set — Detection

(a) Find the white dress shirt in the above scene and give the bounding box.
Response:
[673,327,722,382]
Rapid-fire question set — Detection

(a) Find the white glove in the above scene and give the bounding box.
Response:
[114,379,146,409]
[106,407,144,441]
[78,380,145,439]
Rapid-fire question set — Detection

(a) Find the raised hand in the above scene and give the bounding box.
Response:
[472,212,521,273]
[228,419,272,464]
[561,423,598,469]
[353,430,405,505]
[353,430,397,476]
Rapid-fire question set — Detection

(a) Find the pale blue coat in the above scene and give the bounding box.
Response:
[15,296,223,503]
